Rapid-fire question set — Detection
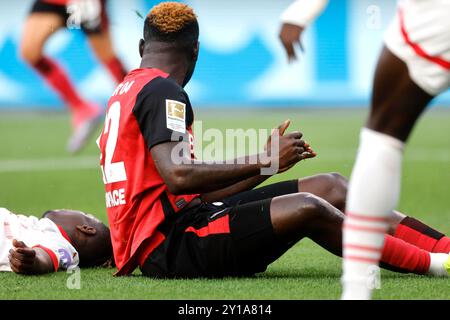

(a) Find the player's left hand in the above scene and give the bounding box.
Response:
[278,140,316,173]
[279,23,305,62]
[266,120,317,173]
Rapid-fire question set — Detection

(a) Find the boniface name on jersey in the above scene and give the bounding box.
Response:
[101,80,135,209]
[105,188,126,208]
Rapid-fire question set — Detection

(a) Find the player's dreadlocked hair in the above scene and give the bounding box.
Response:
[144,2,199,50]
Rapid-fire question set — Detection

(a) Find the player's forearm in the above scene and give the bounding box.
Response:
[10,247,55,275]
[152,143,276,195]
[200,175,270,203]
[30,248,55,274]
[165,153,271,195]
[281,0,329,27]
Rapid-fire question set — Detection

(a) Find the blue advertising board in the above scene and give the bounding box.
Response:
[0,0,448,109]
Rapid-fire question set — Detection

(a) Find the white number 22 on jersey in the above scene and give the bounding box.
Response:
[100,101,127,184]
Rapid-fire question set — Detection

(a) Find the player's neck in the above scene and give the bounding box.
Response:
[47,216,77,244]
[140,53,188,87]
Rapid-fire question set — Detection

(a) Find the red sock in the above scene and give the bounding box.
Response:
[34,57,88,113]
[394,217,450,253]
[105,56,127,84]
[381,235,430,274]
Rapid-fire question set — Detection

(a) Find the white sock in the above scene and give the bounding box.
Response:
[342,128,404,300]
[427,253,449,277]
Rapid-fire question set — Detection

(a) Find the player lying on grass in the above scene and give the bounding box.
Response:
[1,208,112,274]
[98,2,450,279]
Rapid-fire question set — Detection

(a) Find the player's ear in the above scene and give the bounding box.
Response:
[76,225,97,236]
[193,41,199,61]
[139,39,145,58]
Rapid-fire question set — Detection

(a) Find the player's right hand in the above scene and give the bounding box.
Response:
[266,120,316,173]
[279,23,305,62]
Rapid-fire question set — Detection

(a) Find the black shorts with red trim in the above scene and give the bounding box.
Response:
[30,0,109,34]
[140,180,299,278]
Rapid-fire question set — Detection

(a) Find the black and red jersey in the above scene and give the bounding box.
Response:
[98,68,198,275]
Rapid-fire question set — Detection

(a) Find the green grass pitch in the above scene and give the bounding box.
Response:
[0,108,448,300]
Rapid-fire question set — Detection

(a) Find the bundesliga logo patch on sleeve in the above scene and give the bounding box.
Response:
[166,99,186,134]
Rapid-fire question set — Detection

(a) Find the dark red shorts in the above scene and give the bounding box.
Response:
[30,0,109,34]
[140,180,299,278]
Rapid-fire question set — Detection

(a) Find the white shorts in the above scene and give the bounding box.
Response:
[384,0,450,95]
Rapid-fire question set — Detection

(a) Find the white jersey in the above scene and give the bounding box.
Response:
[385,0,450,95]
[281,0,450,95]
[0,208,79,272]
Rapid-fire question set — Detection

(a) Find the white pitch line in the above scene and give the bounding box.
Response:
[314,148,450,162]
[202,148,450,163]
[0,156,99,173]
[0,148,448,174]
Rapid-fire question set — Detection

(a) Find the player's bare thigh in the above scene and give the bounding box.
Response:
[366,46,434,142]
[20,13,65,64]
[298,173,347,211]
[297,173,404,233]
[87,29,116,64]
[269,192,344,256]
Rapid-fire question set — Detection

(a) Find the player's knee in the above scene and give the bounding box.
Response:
[19,42,42,65]
[327,172,347,209]
[293,193,342,238]
[313,173,348,210]
[88,37,115,64]
[293,192,329,223]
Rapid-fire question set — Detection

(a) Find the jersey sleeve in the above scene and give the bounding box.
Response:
[281,0,329,27]
[132,77,192,150]
[33,234,79,272]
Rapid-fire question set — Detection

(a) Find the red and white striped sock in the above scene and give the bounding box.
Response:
[342,128,404,300]
[34,56,88,112]
[105,56,127,84]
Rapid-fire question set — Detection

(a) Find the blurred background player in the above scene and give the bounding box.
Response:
[279,0,328,62]
[20,0,127,153]
[279,0,450,299]
[1,207,112,274]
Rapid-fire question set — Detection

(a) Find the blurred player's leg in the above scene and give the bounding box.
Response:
[65,11,126,153]
[343,0,450,298]
[20,13,64,65]
[20,13,98,127]
[67,1,127,153]
[87,30,127,84]
[342,48,433,300]
[83,0,127,84]
[20,12,100,153]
